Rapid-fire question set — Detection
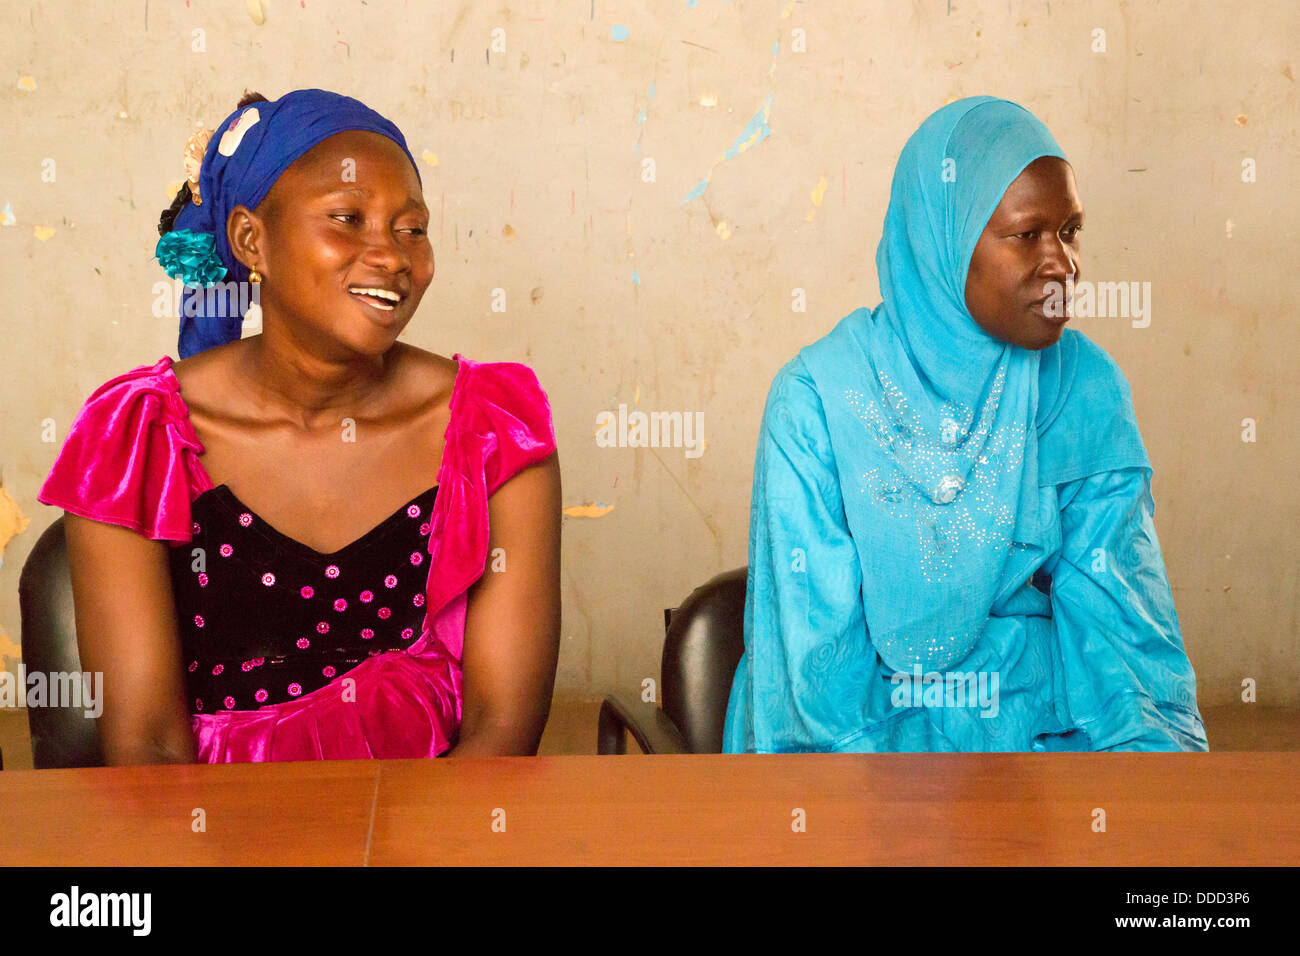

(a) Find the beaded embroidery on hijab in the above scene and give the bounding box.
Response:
[800,97,1073,672]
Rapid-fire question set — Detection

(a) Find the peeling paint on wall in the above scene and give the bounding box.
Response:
[563,503,615,518]
[682,94,775,204]
[0,482,30,569]
[0,626,23,694]
[805,175,828,221]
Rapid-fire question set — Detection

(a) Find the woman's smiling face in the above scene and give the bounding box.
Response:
[963,155,1083,351]
[228,129,434,357]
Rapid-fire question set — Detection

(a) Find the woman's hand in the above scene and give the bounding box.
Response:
[450,451,562,756]
[62,513,198,765]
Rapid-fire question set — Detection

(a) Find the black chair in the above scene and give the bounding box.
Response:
[597,567,747,754]
[17,516,104,768]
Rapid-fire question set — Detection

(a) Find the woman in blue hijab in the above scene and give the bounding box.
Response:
[723,96,1207,753]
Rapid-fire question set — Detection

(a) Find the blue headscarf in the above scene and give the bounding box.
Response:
[799,96,1147,673]
[157,88,422,358]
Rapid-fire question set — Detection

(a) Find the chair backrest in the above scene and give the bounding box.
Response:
[17,516,104,768]
[661,566,747,754]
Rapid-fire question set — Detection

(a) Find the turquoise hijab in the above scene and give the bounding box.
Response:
[799,96,1147,674]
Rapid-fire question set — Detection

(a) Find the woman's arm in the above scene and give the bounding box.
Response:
[448,451,562,756]
[1047,468,1208,751]
[725,358,876,753]
[62,513,198,765]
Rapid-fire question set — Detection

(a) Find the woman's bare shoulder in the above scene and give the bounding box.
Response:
[389,343,459,410]
[169,339,246,420]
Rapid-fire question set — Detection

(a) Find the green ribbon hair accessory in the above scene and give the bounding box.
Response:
[154,229,229,287]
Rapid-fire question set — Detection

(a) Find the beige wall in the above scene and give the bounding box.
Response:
[1,0,1296,713]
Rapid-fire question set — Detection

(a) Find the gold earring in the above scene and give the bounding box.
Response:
[249,269,262,283]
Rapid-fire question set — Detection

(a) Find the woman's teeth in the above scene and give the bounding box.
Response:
[349,288,401,311]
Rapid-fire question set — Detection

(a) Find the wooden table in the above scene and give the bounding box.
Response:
[2,753,1295,865]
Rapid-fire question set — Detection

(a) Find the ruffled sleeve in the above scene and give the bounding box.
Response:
[37,356,210,542]
[467,359,558,496]
[421,355,556,641]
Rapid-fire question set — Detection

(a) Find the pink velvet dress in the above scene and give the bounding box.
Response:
[37,354,556,762]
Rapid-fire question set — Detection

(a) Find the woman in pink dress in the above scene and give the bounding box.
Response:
[38,89,561,764]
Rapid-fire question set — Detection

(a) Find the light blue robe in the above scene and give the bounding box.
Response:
[723,97,1207,753]
[723,325,1208,752]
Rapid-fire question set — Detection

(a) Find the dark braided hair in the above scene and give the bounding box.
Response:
[158,90,270,237]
